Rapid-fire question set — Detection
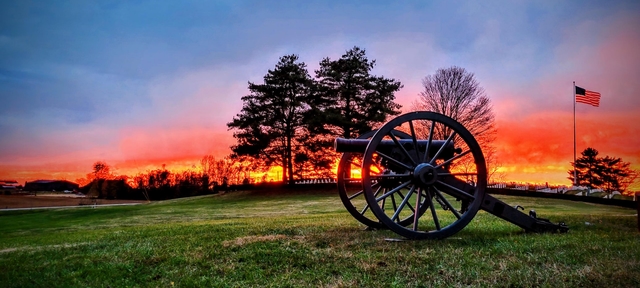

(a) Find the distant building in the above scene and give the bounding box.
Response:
[23,180,79,192]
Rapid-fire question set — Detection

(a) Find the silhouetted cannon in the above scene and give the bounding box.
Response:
[334,111,568,240]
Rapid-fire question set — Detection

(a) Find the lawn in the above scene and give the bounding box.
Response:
[0,188,638,287]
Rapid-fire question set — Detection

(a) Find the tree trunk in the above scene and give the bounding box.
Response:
[286,135,294,185]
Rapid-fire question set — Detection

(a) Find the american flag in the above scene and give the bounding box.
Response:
[575,86,601,107]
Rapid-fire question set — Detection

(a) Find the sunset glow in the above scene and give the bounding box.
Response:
[1,2,639,192]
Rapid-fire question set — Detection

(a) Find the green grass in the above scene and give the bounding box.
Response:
[1,189,639,287]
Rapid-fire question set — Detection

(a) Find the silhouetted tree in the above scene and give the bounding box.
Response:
[293,47,403,178]
[312,46,403,139]
[411,66,500,181]
[569,147,638,195]
[228,55,314,184]
[93,161,111,179]
[76,161,116,185]
[569,147,602,189]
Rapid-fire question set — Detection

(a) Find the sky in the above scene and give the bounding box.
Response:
[1,0,639,189]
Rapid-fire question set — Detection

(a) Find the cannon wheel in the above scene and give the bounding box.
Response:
[362,111,487,239]
[337,130,429,229]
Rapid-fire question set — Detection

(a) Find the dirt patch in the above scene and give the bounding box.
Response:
[0,195,146,209]
[222,234,305,247]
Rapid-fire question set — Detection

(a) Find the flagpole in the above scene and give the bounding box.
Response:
[573,81,577,186]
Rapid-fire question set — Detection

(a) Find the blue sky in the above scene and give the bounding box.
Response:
[1,0,639,186]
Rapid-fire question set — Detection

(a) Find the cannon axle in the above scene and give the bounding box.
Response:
[334,138,455,154]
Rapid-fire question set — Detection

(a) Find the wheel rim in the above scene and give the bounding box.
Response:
[337,130,428,229]
[362,111,487,239]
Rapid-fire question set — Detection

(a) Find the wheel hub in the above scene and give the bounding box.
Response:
[413,163,438,187]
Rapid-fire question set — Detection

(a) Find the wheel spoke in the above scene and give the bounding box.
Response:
[422,121,435,163]
[390,185,416,221]
[430,131,457,165]
[349,182,379,200]
[412,188,423,231]
[390,193,399,219]
[433,186,461,219]
[396,189,417,214]
[375,180,412,202]
[373,185,384,197]
[409,120,421,163]
[359,203,370,215]
[435,149,472,169]
[359,185,382,215]
[348,190,364,200]
[425,188,441,231]
[436,180,476,200]
[389,130,418,166]
[375,151,414,171]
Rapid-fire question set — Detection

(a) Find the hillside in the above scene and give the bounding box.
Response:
[1,189,638,287]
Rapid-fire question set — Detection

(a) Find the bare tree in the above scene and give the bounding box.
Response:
[412,66,501,181]
[200,155,251,187]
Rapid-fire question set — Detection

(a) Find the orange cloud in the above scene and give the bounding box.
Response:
[493,110,640,188]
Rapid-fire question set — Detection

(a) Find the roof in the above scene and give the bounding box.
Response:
[28,180,78,185]
[30,180,57,184]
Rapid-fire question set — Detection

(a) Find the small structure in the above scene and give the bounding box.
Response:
[24,180,79,192]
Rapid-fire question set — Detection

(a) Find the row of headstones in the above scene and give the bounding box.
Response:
[488,183,565,193]
[295,178,337,184]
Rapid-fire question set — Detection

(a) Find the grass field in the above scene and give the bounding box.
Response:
[0,194,145,209]
[0,188,638,287]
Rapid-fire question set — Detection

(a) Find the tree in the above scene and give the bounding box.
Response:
[411,66,499,181]
[227,55,314,184]
[569,147,638,195]
[313,46,403,139]
[569,147,603,189]
[93,161,112,180]
[76,161,116,185]
[290,47,403,178]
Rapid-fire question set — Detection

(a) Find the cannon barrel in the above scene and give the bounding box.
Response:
[334,138,456,155]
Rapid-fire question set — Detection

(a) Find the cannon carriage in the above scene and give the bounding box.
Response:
[334,111,568,240]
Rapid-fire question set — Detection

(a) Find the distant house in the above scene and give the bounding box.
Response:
[23,180,79,192]
[1,180,20,190]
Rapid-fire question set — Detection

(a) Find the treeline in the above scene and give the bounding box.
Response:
[79,156,256,200]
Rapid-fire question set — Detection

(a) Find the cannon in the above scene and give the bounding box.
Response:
[334,111,568,239]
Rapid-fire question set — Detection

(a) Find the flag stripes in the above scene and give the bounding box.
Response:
[575,86,601,107]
